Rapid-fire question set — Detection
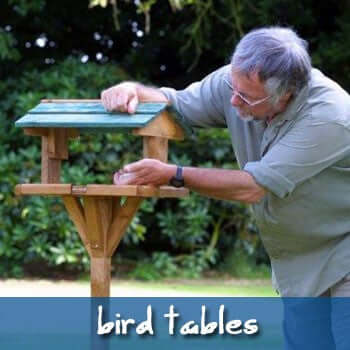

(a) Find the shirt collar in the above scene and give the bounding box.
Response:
[268,79,310,126]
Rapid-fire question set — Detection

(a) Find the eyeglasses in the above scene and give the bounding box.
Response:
[223,77,271,107]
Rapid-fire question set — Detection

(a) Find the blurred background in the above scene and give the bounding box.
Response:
[0,0,349,284]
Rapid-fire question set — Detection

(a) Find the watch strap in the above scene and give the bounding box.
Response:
[169,165,184,187]
[176,165,183,180]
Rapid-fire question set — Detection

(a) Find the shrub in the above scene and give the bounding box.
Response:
[1,57,268,278]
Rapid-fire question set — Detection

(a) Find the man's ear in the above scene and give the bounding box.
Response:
[280,91,293,104]
[276,91,293,111]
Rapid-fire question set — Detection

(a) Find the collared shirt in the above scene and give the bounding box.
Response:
[161,65,350,296]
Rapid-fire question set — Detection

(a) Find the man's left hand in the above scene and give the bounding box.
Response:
[114,159,176,186]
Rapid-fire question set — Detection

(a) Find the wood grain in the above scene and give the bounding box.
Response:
[15,184,188,198]
[15,184,72,196]
[90,257,111,297]
[107,197,143,256]
[143,136,168,162]
[62,196,91,255]
[41,136,61,183]
[84,197,106,257]
[48,128,69,160]
[133,111,185,140]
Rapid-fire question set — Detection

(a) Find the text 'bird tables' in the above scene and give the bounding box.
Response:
[15,99,190,297]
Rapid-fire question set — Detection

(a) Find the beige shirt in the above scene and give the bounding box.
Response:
[161,65,350,296]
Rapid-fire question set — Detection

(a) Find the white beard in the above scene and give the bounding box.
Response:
[236,109,255,122]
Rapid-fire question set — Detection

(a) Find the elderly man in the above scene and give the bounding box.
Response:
[102,27,350,348]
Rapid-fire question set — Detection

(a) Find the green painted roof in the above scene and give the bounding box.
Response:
[15,102,169,129]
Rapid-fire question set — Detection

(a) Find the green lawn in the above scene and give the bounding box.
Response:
[108,278,276,297]
[0,278,275,297]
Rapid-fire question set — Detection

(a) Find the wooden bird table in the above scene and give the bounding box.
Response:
[15,99,189,297]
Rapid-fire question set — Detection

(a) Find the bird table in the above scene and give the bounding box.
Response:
[15,99,189,297]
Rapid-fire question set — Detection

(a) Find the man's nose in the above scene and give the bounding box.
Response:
[231,93,244,107]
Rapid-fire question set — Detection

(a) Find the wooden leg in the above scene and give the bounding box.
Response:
[143,136,168,162]
[42,136,61,183]
[48,128,69,159]
[91,257,111,297]
[41,129,69,183]
[84,197,113,297]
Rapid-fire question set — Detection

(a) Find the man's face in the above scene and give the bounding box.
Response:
[230,70,277,122]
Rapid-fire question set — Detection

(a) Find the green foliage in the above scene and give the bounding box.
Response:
[0,29,20,61]
[2,0,350,89]
[221,244,271,279]
[8,0,45,16]
[0,55,262,278]
[7,0,350,280]
[0,57,131,276]
[83,0,350,86]
[130,250,215,280]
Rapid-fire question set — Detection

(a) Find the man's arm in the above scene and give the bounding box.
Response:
[182,166,266,204]
[120,159,266,204]
[101,82,168,114]
[101,65,229,127]
[101,69,260,204]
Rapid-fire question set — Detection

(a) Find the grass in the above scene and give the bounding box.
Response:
[0,277,276,297]
[115,279,276,296]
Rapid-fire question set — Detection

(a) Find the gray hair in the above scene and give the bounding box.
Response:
[231,26,311,105]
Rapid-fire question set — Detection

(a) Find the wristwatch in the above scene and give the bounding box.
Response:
[169,166,184,188]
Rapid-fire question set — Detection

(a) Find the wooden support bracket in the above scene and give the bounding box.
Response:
[107,197,143,257]
[61,195,142,296]
[62,196,91,256]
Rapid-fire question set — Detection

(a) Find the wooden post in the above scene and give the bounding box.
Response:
[90,257,111,297]
[48,128,69,159]
[41,129,69,183]
[84,197,113,297]
[42,136,61,183]
[143,136,168,162]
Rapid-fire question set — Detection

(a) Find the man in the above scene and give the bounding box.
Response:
[102,27,350,348]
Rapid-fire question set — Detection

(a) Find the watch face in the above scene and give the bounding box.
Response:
[170,178,184,188]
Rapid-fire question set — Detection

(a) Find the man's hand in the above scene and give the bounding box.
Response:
[114,159,176,186]
[101,82,139,114]
[101,82,169,114]
[113,160,266,204]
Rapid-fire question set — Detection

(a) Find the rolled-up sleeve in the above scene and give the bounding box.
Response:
[160,65,229,128]
[244,117,350,198]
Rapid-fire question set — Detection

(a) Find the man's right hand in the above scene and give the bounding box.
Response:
[101,81,169,114]
[101,82,140,114]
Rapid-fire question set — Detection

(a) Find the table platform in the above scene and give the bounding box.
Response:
[15,184,188,197]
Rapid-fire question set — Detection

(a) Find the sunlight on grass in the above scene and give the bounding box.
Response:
[109,279,276,297]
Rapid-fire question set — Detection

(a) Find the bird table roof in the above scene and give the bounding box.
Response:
[15,101,190,134]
